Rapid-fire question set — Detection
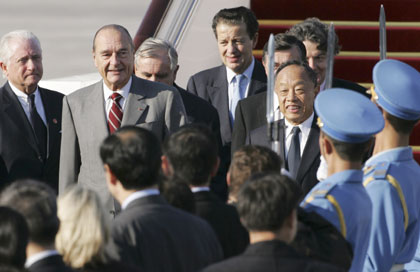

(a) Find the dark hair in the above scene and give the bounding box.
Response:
[93,24,134,52]
[276,60,318,87]
[163,124,218,186]
[237,173,301,231]
[385,112,419,135]
[212,6,259,40]
[262,34,307,63]
[0,206,28,268]
[0,180,59,247]
[287,17,340,55]
[100,126,162,190]
[229,145,281,198]
[159,179,195,213]
[324,132,373,162]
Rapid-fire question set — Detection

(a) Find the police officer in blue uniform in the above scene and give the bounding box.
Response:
[363,59,420,272]
[301,88,384,272]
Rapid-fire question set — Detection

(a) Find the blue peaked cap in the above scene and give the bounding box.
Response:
[315,88,384,143]
[373,59,420,120]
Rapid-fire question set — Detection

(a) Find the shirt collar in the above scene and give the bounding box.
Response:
[9,81,39,102]
[284,112,314,137]
[364,146,413,167]
[191,186,210,193]
[325,169,364,185]
[103,76,132,100]
[226,57,255,83]
[25,250,60,268]
[122,188,160,210]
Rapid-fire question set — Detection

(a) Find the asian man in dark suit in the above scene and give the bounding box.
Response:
[187,6,266,171]
[101,126,223,272]
[162,125,249,259]
[59,25,186,217]
[247,61,320,196]
[0,30,63,190]
[202,173,344,272]
[0,180,74,272]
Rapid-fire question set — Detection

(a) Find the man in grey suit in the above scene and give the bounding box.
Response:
[101,126,223,272]
[59,24,186,216]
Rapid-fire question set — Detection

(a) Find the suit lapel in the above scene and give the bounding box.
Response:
[1,83,40,154]
[39,88,60,159]
[296,117,320,182]
[121,77,148,126]
[85,82,109,138]
[248,60,268,96]
[207,66,231,143]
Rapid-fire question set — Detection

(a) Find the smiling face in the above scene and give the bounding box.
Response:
[276,64,317,125]
[303,40,327,85]
[135,50,176,86]
[93,28,134,91]
[216,22,257,74]
[1,38,43,94]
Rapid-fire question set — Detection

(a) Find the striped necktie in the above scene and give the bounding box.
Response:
[108,93,123,134]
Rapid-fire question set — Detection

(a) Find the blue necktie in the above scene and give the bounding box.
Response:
[230,74,244,127]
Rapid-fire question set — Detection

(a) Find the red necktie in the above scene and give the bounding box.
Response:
[108,93,123,134]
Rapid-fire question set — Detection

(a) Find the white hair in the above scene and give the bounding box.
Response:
[135,37,178,71]
[0,30,42,66]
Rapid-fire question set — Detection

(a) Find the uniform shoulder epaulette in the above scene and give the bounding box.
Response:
[309,182,336,199]
[373,161,391,179]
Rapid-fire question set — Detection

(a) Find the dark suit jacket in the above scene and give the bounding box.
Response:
[111,194,223,272]
[247,117,320,196]
[28,254,74,272]
[0,82,63,191]
[201,240,345,272]
[232,78,367,154]
[187,61,267,152]
[193,191,249,258]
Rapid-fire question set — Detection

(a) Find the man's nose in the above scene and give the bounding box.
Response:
[110,53,120,65]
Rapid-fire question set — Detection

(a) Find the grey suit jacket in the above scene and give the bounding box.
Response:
[59,76,186,214]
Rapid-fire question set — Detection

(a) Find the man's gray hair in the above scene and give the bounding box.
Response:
[0,30,42,66]
[135,38,178,71]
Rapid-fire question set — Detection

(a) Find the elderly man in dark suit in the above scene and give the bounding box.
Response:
[59,24,186,217]
[101,126,223,272]
[0,30,63,190]
[187,6,266,167]
[202,173,344,272]
[248,60,320,196]
[0,180,74,272]
[161,124,249,259]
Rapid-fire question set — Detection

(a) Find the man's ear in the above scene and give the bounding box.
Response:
[0,61,8,76]
[161,155,173,177]
[252,33,259,49]
[226,169,231,187]
[210,157,220,178]
[104,164,117,185]
[173,65,179,82]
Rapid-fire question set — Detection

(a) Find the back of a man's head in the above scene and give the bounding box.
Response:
[237,173,301,233]
[229,145,281,199]
[0,179,59,248]
[100,126,162,190]
[163,124,218,186]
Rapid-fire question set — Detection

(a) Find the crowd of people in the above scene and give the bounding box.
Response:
[0,4,420,272]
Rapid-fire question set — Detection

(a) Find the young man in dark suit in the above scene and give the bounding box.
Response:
[101,126,222,272]
[0,30,63,190]
[0,180,74,272]
[161,124,249,259]
[202,173,344,272]
[187,6,266,170]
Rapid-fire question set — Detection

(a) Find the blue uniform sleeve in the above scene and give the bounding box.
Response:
[301,197,342,235]
[363,180,406,272]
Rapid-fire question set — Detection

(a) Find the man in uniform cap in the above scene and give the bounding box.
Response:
[301,88,384,272]
[363,59,420,272]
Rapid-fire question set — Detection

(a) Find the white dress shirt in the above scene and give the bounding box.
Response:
[284,112,314,159]
[191,186,210,193]
[25,250,60,268]
[121,188,160,210]
[103,77,132,121]
[10,82,46,125]
[227,57,255,111]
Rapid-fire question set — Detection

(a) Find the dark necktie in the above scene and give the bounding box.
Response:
[287,126,301,179]
[29,94,47,160]
[108,93,123,134]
